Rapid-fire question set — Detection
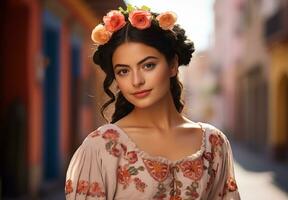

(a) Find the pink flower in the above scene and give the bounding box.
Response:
[103,10,126,32]
[102,129,119,140]
[128,10,152,30]
[156,11,177,30]
[91,24,112,45]
[126,151,138,164]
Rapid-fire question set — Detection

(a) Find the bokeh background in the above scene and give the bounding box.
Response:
[1,0,288,199]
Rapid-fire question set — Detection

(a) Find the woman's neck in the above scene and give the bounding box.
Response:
[128,92,184,130]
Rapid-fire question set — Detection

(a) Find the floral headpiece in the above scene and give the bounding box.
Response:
[91,4,177,46]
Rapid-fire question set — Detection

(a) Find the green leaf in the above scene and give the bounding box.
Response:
[138,166,145,171]
[118,6,125,13]
[141,5,150,11]
[127,4,135,12]
[128,166,138,175]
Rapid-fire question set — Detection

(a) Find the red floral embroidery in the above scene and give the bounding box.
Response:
[117,164,146,191]
[76,180,89,194]
[65,180,106,197]
[90,130,101,137]
[185,181,200,199]
[111,145,122,157]
[179,158,204,181]
[143,159,170,182]
[203,152,214,162]
[190,191,199,198]
[126,151,138,164]
[153,183,167,199]
[226,177,238,192]
[134,177,147,192]
[88,182,106,197]
[209,134,223,146]
[102,129,119,140]
[65,179,73,194]
[169,196,182,200]
[117,164,132,189]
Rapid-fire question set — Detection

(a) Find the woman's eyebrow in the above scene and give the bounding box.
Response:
[113,56,158,69]
[137,56,158,65]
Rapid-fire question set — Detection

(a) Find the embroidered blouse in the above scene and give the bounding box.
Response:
[65,122,240,200]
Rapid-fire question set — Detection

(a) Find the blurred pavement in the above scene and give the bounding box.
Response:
[233,142,288,200]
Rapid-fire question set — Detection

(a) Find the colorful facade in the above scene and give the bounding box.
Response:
[213,0,288,160]
[0,0,125,198]
[266,0,288,160]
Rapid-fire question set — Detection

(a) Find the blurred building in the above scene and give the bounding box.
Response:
[0,0,125,198]
[181,51,223,128]
[265,0,288,161]
[213,0,288,161]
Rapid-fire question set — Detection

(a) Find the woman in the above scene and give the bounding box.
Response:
[65,5,240,200]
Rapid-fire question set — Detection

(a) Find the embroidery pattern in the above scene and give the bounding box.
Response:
[169,165,182,200]
[143,158,170,199]
[67,127,239,199]
[65,179,105,197]
[102,129,147,192]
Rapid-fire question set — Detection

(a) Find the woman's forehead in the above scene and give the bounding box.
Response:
[112,42,163,64]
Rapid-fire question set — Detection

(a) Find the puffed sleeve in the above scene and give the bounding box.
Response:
[209,130,241,200]
[65,131,106,200]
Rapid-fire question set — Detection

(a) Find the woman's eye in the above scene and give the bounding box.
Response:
[116,69,129,76]
[143,63,156,69]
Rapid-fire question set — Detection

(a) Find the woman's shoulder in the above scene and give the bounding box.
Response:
[199,122,230,144]
[81,123,119,147]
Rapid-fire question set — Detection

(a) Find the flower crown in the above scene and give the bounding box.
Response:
[91,4,177,46]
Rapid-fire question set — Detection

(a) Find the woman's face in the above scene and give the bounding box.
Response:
[112,42,178,109]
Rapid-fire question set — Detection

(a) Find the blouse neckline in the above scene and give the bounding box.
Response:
[109,122,206,165]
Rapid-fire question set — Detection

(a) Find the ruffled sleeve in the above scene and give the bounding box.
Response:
[65,130,107,200]
[208,129,241,200]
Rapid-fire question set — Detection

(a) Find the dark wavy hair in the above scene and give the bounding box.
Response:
[93,12,195,123]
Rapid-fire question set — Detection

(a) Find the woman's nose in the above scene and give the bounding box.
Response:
[132,70,145,87]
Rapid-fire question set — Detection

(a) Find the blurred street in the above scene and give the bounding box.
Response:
[233,142,288,200]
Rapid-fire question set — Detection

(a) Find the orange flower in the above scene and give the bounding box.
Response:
[103,10,126,32]
[156,11,177,30]
[226,177,238,192]
[65,179,73,194]
[88,182,106,197]
[117,165,131,188]
[91,24,112,45]
[143,159,169,182]
[179,158,204,181]
[76,180,89,194]
[128,10,152,30]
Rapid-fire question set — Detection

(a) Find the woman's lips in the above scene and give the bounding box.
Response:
[132,89,152,98]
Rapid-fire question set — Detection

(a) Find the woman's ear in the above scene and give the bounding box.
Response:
[170,55,179,77]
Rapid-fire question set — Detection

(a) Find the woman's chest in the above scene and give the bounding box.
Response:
[112,155,214,200]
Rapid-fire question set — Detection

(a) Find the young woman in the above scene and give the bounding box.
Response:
[65,5,240,200]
